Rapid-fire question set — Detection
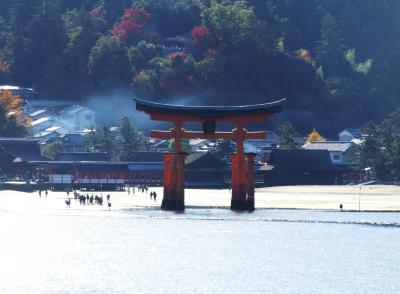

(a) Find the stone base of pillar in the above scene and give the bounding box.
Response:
[246,198,255,212]
[230,197,247,211]
[161,197,185,211]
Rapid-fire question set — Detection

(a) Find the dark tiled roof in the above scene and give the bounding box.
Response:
[0,146,15,164]
[61,134,85,146]
[55,152,109,161]
[127,152,164,162]
[76,162,127,172]
[34,161,128,172]
[342,128,362,136]
[128,162,164,171]
[267,149,337,172]
[0,138,43,161]
[185,152,228,169]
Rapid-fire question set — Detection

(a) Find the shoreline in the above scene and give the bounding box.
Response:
[1,184,400,213]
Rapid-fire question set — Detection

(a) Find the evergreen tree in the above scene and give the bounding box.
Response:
[315,13,348,77]
[42,142,65,160]
[277,122,301,149]
[95,125,120,160]
[88,35,132,88]
[119,116,146,161]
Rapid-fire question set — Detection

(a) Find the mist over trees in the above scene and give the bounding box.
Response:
[0,0,400,130]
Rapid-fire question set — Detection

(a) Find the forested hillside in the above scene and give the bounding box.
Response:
[0,0,399,131]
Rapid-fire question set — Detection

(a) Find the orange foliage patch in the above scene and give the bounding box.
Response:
[0,90,30,126]
[306,128,326,142]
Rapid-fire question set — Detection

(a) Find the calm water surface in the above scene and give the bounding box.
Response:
[0,207,400,293]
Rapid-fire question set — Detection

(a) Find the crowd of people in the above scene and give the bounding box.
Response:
[47,185,159,209]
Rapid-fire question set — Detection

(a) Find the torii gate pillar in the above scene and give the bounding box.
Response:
[162,152,187,211]
[230,152,256,211]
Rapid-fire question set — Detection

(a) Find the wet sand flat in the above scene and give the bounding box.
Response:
[0,185,400,212]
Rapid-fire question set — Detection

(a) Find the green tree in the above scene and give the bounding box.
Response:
[42,142,65,160]
[351,121,388,179]
[210,139,235,162]
[133,0,200,37]
[85,127,98,152]
[315,13,348,77]
[201,1,268,51]
[62,8,104,87]
[119,116,146,161]
[95,125,120,160]
[167,139,191,153]
[88,36,132,87]
[277,122,301,149]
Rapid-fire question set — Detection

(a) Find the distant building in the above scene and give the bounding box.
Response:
[128,151,164,162]
[60,134,86,152]
[23,100,71,116]
[55,152,109,161]
[58,105,96,132]
[244,132,279,162]
[30,117,55,134]
[338,128,362,142]
[29,109,49,120]
[261,149,358,186]
[149,139,169,152]
[189,139,212,152]
[185,152,230,188]
[33,127,63,142]
[0,138,43,174]
[0,138,43,162]
[302,141,354,164]
[25,101,96,136]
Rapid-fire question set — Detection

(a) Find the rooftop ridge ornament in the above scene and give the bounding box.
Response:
[134,97,285,212]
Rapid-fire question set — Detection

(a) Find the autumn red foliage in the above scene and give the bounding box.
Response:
[168,51,190,68]
[160,51,195,94]
[168,51,188,61]
[191,25,215,48]
[112,9,150,43]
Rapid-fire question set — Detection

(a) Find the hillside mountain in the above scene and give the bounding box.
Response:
[0,0,399,133]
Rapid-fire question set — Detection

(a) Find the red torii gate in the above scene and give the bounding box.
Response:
[134,98,284,211]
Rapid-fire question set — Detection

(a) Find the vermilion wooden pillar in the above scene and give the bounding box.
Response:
[230,123,249,211]
[246,153,256,211]
[161,152,187,211]
[230,153,246,210]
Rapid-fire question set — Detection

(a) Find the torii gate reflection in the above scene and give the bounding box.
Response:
[134,98,284,212]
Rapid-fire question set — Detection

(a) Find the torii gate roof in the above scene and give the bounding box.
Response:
[134,97,285,121]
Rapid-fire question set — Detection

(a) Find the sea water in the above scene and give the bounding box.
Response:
[0,207,399,293]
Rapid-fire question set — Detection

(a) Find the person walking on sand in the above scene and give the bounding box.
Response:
[45,190,48,197]
[39,190,42,198]
[153,192,157,202]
